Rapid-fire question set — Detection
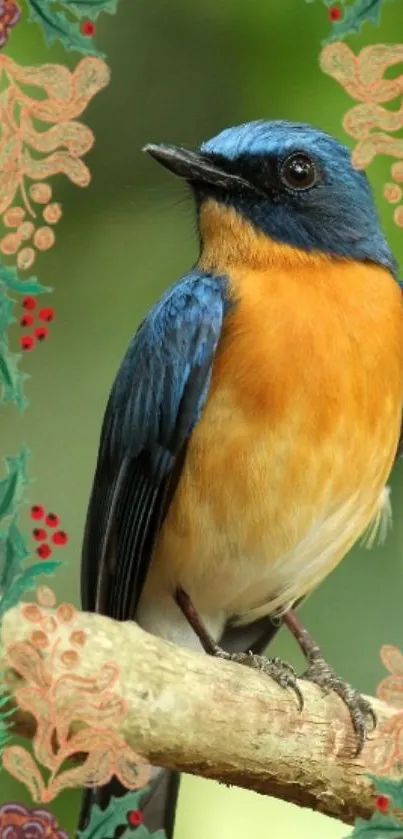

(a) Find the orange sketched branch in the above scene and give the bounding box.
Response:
[320,42,403,227]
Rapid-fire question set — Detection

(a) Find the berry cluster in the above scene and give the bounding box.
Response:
[20,296,55,351]
[30,505,69,559]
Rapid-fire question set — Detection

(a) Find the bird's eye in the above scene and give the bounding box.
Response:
[280,153,317,191]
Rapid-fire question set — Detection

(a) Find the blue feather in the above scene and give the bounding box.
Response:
[101,270,229,475]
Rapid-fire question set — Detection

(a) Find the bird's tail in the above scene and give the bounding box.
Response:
[77,769,180,838]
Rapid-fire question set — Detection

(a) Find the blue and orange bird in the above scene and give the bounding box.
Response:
[79,120,403,836]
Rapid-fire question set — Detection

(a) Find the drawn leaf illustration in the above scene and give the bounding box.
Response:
[27,0,118,57]
[2,745,45,801]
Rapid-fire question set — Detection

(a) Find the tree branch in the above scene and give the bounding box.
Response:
[0,605,395,824]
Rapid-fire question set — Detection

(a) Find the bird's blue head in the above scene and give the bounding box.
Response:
[144,120,396,275]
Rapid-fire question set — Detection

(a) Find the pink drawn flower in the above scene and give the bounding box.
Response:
[0,803,68,839]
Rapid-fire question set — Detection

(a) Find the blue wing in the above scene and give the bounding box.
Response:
[81,270,227,620]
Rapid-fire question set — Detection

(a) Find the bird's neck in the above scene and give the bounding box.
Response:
[198,199,334,274]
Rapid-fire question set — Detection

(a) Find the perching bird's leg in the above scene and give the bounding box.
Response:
[175,587,303,710]
[283,609,376,755]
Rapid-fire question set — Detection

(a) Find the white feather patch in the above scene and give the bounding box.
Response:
[361,485,392,549]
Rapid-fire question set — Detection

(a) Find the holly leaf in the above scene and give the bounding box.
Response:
[0,449,30,521]
[324,0,396,44]
[0,340,30,412]
[27,0,116,56]
[0,264,50,297]
[348,811,403,836]
[367,775,403,811]
[0,685,13,758]
[0,264,50,410]
[120,828,166,839]
[0,519,30,595]
[62,0,118,20]
[0,560,61,618]
[76,788,153,839]
[0,292,15,335]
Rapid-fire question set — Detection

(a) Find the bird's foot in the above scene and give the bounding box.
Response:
[301,652,376,755]
[215,648,304,711]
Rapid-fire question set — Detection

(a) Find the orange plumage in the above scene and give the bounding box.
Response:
[139,201,403,638]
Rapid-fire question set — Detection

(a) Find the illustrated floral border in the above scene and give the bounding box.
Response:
[0,2,161,837]
[1,0,403,837]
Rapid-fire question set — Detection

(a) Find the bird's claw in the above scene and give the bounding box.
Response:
[216,648,304,711]
[301,654,376,755]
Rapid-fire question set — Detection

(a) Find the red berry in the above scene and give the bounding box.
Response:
[45,513,60,527]
[127,810,144,827]
[328,5,342,20]
[375,795,389,812]
[20,314,34,327]
[33,528,47,541]
[30,505,45,520]
[39,307,55,323]
[37,544,52,559]
[35,326,48,341]
[22,296,36,310]
[52,530,68,546]
[20,335,35,351]
[81,19,95,35]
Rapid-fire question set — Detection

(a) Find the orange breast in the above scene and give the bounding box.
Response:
[147,204,403,625]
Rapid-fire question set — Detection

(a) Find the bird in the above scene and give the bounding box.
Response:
[78,119,403,838]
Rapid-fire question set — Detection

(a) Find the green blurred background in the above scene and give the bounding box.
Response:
[1,0,403,836]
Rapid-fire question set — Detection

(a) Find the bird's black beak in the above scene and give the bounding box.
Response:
[143,143,251,192]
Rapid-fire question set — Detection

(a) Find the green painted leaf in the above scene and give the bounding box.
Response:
[0,264,50,296]
[0,560,61,618]
[120,828,166,839]
[120,829,166,839]
[0,264,49,410]
[60,0,118,20]
[324,0,396,43]
[0,684,13,761]
[77,788,157,839]
[348,811,403,836]
[0,519,30,593]
[0,340,30,412]
[0,292,15,335]
[27,0,105,56]
[367,775,403,811]
[0,449,30,521]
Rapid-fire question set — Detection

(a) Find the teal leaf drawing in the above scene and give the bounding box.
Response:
[0,560,61,619]
[0,262,50,411]
[348,811,403,837]
[324,0,397,43]
[0,683,13,762]
[0,295,15,335]
[27,0,118,56]
[0,264,50,297]
[120,827,166,839]
[77,788,167,839]
[367,775,403,811]
[347,776,403,837]
[0,340,30,412]
[0,519,30,593]
[0,449,31,522]
[64,0,118,19]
